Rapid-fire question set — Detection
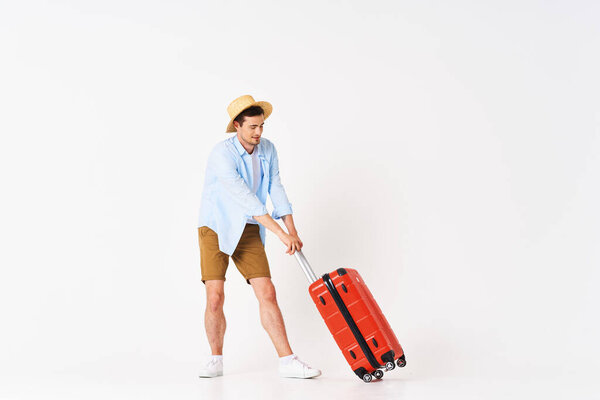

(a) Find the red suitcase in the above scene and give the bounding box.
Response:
[294,250,406,382]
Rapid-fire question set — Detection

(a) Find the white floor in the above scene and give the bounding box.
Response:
[1,367,597,400]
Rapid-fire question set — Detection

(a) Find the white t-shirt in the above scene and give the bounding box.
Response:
[246,148,262,224]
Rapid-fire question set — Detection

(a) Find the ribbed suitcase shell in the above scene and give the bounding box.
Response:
[308,268,404,378]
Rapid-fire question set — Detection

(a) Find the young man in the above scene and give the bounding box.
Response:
[196,95,321,379]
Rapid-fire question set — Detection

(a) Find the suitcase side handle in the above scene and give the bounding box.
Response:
[294,250,318,283]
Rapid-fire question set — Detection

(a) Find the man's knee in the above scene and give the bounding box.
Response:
[252,278,277,305]
[207,292,224,313]
[205,282,225,313]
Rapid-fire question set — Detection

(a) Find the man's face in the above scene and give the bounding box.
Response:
[235,114,264,146]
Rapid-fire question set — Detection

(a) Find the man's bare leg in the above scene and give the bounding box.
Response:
[249,277,293,357]
[204,280,226,355]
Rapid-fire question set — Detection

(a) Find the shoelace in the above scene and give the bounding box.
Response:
[206,358,221,367]
[291,356,311,370]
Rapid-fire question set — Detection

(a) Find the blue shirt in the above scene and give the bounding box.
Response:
[197,135,293,256]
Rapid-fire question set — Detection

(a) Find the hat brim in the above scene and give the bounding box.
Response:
[226,101,273,133]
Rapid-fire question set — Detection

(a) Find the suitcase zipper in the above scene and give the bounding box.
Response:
[323,273,380,370]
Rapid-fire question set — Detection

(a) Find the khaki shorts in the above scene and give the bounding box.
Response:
[198,224,271,285]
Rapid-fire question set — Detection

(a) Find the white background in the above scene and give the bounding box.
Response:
[1,1,599,399]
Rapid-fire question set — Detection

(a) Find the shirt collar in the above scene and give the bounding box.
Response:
[233,135,262,157]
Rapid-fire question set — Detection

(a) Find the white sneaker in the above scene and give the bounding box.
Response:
[198,357,223,378]
[279,355,321,379]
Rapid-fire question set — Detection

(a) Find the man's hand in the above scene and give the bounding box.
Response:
[278,231,303,255]
[253,213,303,255]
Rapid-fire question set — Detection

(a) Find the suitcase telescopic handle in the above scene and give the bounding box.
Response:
[293,250,318,284]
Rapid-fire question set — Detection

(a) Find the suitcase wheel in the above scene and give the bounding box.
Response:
[385,361,395,371]
[373,370,384,379]
[362,373,373,383]
[397,355,407,368]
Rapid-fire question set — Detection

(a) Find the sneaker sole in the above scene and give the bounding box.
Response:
[279,371,321,379]
[198,371,223,378]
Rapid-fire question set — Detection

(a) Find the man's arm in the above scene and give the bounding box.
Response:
[281,214,298,235]
[268,144,293,220]
[253,213,302,255]
[243,142,301,254]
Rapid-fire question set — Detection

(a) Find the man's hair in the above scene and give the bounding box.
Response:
[233,105,265,128]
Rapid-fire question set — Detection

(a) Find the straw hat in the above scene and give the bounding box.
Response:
[225,95,273,133]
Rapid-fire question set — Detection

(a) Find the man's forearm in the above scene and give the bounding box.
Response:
[281,214,297,235]
[253,213,296,236]
[253,213,287,237]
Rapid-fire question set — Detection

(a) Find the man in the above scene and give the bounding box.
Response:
[196,95,321,379]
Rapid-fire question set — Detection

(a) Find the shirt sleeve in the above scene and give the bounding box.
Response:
[268,144,293,220]
[209,146,268,218]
